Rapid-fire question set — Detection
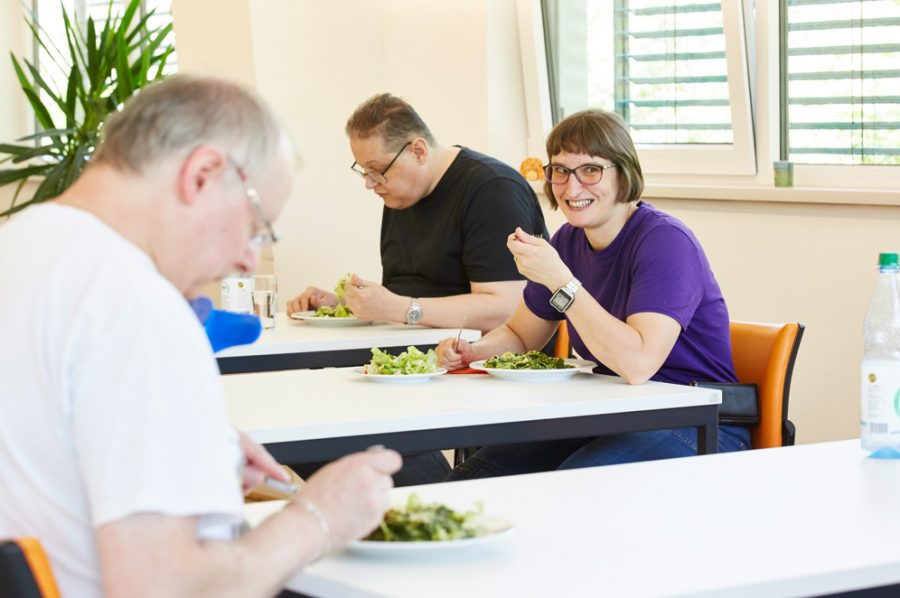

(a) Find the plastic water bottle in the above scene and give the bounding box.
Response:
[220,274,254,315]
[861,252,900,458]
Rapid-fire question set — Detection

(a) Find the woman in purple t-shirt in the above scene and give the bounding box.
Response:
[438,109,750,478]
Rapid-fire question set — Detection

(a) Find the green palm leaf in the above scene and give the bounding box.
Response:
[1,0,175,219]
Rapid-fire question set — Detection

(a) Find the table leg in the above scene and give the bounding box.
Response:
[697,410,719,455]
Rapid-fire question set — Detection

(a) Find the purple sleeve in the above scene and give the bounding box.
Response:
[627,226,704,330]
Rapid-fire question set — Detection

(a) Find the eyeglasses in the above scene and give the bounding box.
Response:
[543,162,616,186]
[228,158,280,247]
[350,141,411,185]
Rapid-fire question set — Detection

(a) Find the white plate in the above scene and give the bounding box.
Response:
[348,517,513,556]
[352,367,448,383]
[289,311,372,327]
[468,358,596,381]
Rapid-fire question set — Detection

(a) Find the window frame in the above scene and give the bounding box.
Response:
[517,0,900,200]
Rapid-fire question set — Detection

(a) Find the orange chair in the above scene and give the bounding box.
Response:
[0,538,61,598]
[553,320,571,358]
[729,321,804,449]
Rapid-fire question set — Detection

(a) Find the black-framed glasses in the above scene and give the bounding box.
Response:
[543,162,616,186]
[350,141,412,185]
[228,158,280,247]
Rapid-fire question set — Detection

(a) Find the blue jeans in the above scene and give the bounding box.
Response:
[446,426,751,481]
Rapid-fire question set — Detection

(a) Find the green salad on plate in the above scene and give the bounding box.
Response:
[364,346,439,375]
[314,274,353,317]
[365,493,485,542]
[484,350,573,370]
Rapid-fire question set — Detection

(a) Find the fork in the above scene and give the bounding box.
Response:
[454,316,467,352]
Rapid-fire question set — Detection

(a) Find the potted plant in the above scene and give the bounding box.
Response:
[0,0,174,218]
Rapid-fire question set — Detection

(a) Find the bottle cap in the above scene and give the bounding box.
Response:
[879,253,899,267]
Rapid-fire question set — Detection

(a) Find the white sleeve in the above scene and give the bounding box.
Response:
[69,281,244,530]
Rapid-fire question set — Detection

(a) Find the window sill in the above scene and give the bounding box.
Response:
[642,182,900,207]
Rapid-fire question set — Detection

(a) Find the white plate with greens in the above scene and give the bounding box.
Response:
[468,358,596,382]
[290,311,372,327]
[349,516,513,556]
[353,367,447,384]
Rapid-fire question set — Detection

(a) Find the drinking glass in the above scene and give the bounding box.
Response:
[252,275,278,329]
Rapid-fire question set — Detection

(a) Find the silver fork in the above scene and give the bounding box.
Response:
[454,316,467,351]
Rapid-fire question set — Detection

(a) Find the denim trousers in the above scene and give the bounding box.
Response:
[446,425,751,481]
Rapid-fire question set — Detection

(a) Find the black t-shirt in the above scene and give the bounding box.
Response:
[380,147,548,298]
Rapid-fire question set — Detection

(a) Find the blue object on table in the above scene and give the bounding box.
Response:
[189,296,262,354]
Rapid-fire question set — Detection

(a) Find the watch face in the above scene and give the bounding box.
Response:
[550,289,573,313]
[406,306,422,324]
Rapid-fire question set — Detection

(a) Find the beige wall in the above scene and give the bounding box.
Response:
[3,1,891,445]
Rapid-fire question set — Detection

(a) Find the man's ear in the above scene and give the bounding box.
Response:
[177,145,229,206]
[410,137,429,164]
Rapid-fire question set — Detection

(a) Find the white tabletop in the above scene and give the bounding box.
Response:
[224,367,720,445]
[216,313,480,358]
[245,440,900,598]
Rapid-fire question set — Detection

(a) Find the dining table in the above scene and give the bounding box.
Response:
[216,313,480,374]
[223,366,722,464]
[245,439,900,598]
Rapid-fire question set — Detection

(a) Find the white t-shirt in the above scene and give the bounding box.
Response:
[0,204,244,597]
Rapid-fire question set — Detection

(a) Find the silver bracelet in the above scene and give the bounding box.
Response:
[291,497,332,561]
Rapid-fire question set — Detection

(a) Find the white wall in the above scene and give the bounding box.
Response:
[172,0,535,307]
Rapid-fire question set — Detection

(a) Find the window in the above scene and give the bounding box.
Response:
[30,0,176,131]
[536,0,756,175]
[521,0,900,193]
[783,0,900,166]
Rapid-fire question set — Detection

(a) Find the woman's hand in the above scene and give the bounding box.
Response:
[507,227,574,292]
[436,337,479,370]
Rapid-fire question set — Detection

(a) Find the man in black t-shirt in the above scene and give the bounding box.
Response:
[285,93,547,486]
[287,93,547,332]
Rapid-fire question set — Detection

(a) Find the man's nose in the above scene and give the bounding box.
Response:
[236,245,261,274]
[365,176,379,190]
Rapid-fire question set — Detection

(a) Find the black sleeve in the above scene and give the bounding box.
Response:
[460,177,545,283]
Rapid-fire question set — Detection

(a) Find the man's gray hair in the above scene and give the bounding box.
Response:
[93,75,284,177]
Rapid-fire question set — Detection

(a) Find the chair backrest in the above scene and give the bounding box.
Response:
[0,538,61,598]
[729,321,805,449]
[553,321,571,359]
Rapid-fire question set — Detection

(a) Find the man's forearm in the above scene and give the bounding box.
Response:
[99,504,326,598]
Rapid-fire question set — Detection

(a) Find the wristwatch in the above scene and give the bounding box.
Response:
[549,278,582,313]
[405,297,422,325]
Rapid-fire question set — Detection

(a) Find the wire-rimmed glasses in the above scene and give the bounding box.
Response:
[228,158,280,247]
[350,141,412,185]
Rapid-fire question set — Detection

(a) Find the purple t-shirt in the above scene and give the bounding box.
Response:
[524,201,736,385]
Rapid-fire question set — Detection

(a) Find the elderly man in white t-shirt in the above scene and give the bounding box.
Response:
[0,75,401,597]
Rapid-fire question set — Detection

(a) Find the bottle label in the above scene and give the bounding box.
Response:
[220,277,254,314]
[860,359,900,448]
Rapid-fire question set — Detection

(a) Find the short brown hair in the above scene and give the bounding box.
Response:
[93,75,284,177]
[543,109,643,209]
[345,93,435,150]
